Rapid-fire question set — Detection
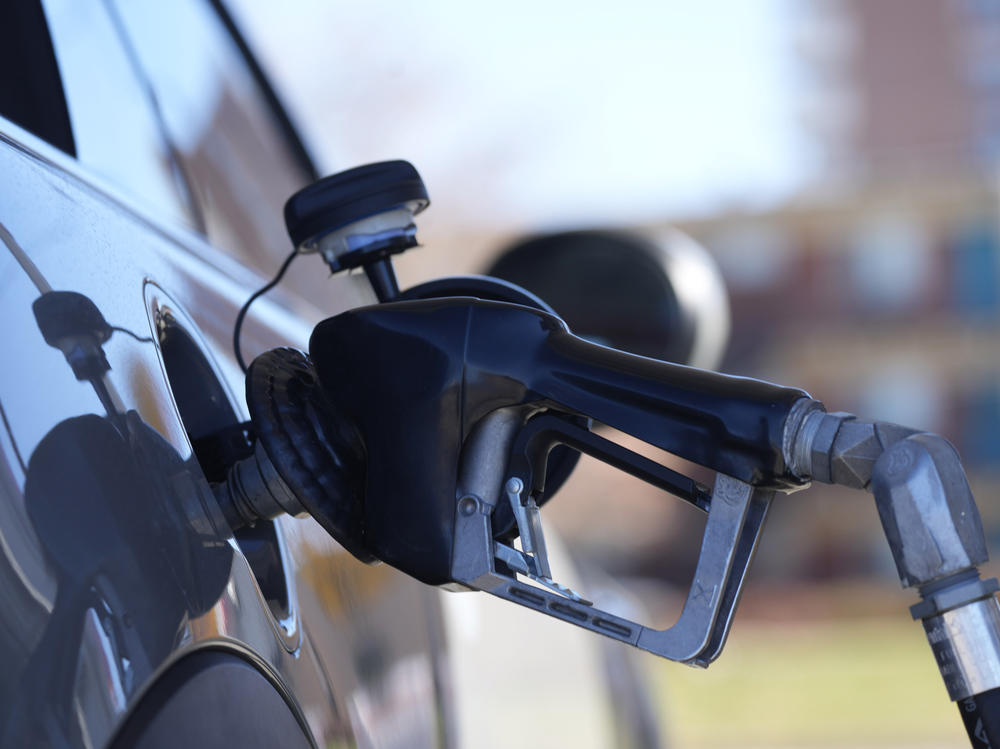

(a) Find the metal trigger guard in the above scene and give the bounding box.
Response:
[451,412,774,666]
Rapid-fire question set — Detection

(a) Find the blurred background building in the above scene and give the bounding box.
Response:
[667,0,1000,585]
[229,1,1000,745]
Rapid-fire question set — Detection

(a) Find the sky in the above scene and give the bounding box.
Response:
[231,0,812,231]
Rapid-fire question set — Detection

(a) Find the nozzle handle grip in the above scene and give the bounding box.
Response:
[310,297,808,584]
[510,320,809,489]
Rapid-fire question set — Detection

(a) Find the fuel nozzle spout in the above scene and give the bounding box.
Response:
[212,347,374,563]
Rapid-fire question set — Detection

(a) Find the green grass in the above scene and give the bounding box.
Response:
[648,618,969,748]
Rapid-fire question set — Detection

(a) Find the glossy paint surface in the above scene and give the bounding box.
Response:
[0,121,447,747]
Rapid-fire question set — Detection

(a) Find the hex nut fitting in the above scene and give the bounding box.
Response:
[871,434,988,588]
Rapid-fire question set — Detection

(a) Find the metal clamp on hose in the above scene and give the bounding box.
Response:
[920,595,1000,701]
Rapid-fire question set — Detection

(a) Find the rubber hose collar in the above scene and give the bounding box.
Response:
[246,348,373,563]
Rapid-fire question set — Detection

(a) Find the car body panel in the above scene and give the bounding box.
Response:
[0,117,447,747]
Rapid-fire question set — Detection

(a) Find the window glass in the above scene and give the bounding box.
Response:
[706,223,793,291]
[0,1,75,156]
[109,0,311,279]
[952,218,1000,318]
[857,363,944,435]
[961,380,1000,468]
[40,0,192,225]
[846,213,932,313]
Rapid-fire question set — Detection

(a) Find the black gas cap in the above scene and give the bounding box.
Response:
[283,160,430,301]
[284,160,428,246]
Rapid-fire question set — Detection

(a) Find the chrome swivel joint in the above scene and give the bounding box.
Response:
[784,399,1000,704]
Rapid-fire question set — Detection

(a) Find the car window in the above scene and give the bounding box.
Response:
[0,1,75,156]
[108,0,313,279]
[40,0,195,227]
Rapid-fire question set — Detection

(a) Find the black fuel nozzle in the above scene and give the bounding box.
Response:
[216,293,814,664]
[306,296,811,586]
[32,291,113,382]
[219,159,816,666]
[295,296,816,663]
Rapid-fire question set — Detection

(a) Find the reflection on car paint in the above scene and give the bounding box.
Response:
[287,522,449,749]
[3,288,234,746]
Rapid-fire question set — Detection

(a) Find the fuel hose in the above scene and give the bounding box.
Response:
[959,688,1000,748]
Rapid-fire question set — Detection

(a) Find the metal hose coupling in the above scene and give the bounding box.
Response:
[873,434,1000,701]
[214,440,306,529]
[784,397,1000,700]
[912,571,1000,701]
[782,397,918,488]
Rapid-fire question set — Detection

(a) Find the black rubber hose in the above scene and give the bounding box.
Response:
[958,688,1000,747]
